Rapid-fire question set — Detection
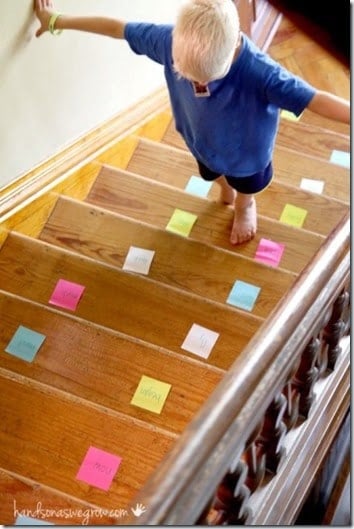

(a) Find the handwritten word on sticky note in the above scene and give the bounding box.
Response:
[300,178,325,194]
[280,109,301,122]
[227,280,261,312]
[49,279,85,311]
[15,515,54,525]
[255,238,285,268]
[5,325,46,362]
[123,246,155,275]
[166,209,198,237]
[330,150,350,169]
[185,175,213,198]
[76,446,122,491]
[181,323,219,359]
[131,375,171,414]
[280,204,307,228]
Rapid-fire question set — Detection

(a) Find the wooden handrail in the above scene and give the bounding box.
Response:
[123,212,350,525]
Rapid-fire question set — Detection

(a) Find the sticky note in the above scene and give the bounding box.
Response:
[5,325,46,362]
[15,515,54,525]
[330,150,350,169]
[300,178,325,194]
[255,238,285,268]
[181,323,219,359]
[280,109,301,122]
[227,280,261,312]
[76,446,122,491]
[185,175,213,198]
[166,209,198,237]
[49,279,85,311]
[131,375,171,414]
[280,204,307,228]
[122,246,155,275]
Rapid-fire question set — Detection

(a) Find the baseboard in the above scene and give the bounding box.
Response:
[0,87,169,222]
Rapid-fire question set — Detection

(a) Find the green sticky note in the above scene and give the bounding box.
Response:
[280,109,302,122]
[5,325,46,362]
[280,204,307,228]
[131,375,172,414]
[166,209,198,237]
[227,280,261,312]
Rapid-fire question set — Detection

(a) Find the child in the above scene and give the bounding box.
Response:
[34,0,350,245]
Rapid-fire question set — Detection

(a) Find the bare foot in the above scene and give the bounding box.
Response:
[230,197,257,244]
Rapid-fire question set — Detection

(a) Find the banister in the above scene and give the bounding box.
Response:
[124,212,350,525]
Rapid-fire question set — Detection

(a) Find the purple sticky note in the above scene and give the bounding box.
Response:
[255,238,285,267]
[76,446,122,491]
[49,279,85,311]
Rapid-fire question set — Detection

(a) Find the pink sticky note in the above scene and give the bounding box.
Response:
[76,446,122,491]
[255,238,285,267]
[49,279,85,311]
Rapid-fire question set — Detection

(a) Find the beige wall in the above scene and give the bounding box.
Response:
[0,0,182,189]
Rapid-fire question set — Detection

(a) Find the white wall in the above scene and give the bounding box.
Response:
[0,0,182,189]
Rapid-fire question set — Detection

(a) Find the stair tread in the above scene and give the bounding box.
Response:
[161,118,350,164]
[0,372,175,510]
[125,137,349,204]
[86,165,324,274]
[0,290,223,435]
[0,468,116,525]
[40,195,295,319]
[122,141,348,237]
[0,232,262,370]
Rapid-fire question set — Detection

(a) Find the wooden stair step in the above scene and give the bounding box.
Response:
[281,110,350,137]
[0,232,262,370]
[0,290,224,434]
[125,137,349,236]
[276,119,350,160]
[125,137,349,204]
[39,195,295,319]
[86,165,324,274]
[161,118,350,164]
[0,371,175,510]
[0,468,116,525]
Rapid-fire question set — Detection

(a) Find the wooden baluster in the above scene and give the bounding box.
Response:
[256,392,287,474]
[292,336,321,419]
[323,288,350,371]
[282,356,301,430]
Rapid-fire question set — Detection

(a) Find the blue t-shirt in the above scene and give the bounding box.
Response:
[124,23,316,176]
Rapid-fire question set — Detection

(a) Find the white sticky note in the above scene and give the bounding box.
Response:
[300,178,325,194]
[181,323,220,359]
[122,246,155,275]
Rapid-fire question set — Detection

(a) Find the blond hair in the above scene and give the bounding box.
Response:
[172,0,240,84]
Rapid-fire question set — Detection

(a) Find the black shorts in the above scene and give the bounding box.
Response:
[196,160,273,194]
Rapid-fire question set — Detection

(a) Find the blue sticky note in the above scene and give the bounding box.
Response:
[5,325,46,362]
[15,515,54,525]
[330,150,350,169]
[227,281,261,312]
[185,175,213,198]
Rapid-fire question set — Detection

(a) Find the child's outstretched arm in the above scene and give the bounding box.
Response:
[307,90,350,124]
[34,0,126,39]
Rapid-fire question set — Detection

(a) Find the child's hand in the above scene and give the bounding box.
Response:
[34,0,56,37]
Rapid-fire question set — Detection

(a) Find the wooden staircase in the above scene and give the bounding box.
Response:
[0,26,350,529]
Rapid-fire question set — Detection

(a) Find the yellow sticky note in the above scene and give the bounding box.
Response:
[166,209,198,237]
[130,375,172,414]
[280,109,301,122]
[280,204,308,228]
